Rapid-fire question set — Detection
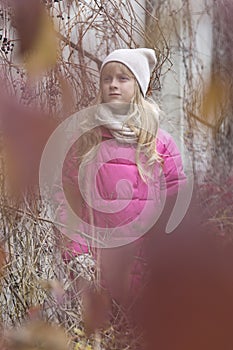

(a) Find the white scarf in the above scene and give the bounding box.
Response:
[94,104,140,144]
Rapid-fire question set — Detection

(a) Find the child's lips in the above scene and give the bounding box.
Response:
[109,93,121,97]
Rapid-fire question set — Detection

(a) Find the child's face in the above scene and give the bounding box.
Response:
[100,63,135,105]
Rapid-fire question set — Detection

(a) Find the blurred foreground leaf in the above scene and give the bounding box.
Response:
[7,320,70,350]
[11,0,58,75]
[198,74,230,131]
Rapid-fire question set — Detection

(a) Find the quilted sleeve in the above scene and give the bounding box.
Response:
[157,129,187,197]
[54,145,89,260]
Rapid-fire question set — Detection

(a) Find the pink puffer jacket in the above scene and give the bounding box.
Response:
[56,127,187,299]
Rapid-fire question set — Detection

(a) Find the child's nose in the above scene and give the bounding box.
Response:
[110,78,118,88]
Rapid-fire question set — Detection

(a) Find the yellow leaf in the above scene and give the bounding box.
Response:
[74,341,93,350]
[25,10,58,76]
[85,345,93,350]
[200,74,230,129]
[73,328,85,337]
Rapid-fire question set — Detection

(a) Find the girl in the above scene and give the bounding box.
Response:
[57,48,187,303]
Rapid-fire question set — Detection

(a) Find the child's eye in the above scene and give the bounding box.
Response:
[102,76,111,82]
[120,76,129,81]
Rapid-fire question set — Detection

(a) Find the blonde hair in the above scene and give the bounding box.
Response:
[128,81,163,181]
[77,62,163,182]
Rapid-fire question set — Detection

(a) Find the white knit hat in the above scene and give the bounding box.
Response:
[101,48,157,97]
